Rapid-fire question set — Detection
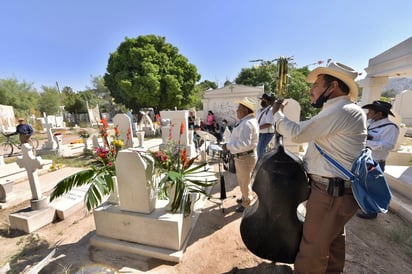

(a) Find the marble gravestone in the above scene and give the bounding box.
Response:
[159,110,196,158]
[113,113,134,149]
[91,148,195,262]
[9,144,55,233]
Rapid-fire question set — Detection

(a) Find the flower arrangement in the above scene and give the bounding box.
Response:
[146,121,216,216]
[50,118,124,211]
[111,139,124,149]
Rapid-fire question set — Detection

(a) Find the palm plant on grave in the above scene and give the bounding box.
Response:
[143,121,217,216]
[50,118,124,211]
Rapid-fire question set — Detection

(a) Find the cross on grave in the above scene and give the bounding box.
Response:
[16,144,48,209]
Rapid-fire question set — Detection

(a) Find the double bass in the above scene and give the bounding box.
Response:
[240,134,310,263]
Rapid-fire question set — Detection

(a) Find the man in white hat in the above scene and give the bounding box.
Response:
[273,62,367,273]
[222,97,259,212]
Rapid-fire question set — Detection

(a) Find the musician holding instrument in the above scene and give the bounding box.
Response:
[222,97,259,213]
[272,62,367,273]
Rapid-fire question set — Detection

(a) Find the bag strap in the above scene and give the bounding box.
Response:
[314,143,354,179]
[258,107,271,124]
[368,122,399,131]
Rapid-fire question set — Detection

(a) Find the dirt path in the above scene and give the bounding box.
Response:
[0,131,411,273]
[1,170,411,273]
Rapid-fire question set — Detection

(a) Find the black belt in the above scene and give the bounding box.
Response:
[308,174,351,188]
[234,150,254,158]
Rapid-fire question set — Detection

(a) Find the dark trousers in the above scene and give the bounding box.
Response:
[257,133,274,158]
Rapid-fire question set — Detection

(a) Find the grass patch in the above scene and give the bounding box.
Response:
[41,152,95,168]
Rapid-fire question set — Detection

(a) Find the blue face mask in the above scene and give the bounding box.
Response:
[311,84,331,108]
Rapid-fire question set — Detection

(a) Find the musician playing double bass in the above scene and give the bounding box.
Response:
[222,97,259,213]
[272,62,367,273]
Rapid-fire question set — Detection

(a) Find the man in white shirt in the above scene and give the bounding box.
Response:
[256,93,275,158]
[272,62,366,273]
[222,97,259,213]
[357,100,400,219]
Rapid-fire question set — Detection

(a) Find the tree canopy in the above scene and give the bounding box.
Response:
[104,35,200,113]
[235,62,318,120]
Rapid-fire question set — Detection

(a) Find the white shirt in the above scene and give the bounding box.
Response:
[257,106,275,134]
[366,118,399,161]
[274,96,367,178]
[227,113,259,154]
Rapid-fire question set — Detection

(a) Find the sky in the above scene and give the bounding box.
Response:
[1,0,411,92]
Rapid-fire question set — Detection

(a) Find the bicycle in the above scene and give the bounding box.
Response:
[0,132,39,157]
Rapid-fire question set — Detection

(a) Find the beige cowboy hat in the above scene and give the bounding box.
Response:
[306,61,359,102]
[236,97,257,113]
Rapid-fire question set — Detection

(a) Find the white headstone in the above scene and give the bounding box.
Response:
[115,150,156,213]
[139,112,156,136]
[16,144,42,200]
[41,123,57,150]
[159,110,195,157]
[113,114,134,148]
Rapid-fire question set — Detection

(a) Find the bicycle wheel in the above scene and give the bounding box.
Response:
[0,142,13,157]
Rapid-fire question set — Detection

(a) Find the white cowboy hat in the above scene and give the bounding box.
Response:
[236,97,257,113]
[306,62,359,102]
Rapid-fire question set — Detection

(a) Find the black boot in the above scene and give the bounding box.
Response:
[357,211,377,219]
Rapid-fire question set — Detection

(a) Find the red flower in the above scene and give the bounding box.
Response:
[180,122,185,135]
[180,148,187,165]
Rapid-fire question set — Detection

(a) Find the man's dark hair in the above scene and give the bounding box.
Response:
[323,74,350,94]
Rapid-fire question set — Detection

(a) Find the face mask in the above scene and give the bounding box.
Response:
[311,84,331,108]
[260,101,268,108]
[367,119,375,125]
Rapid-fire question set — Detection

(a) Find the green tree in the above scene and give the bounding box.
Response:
[235,61,277,93]
[286,67,319,120]
[190,80,219,110]
[38,86,62,115]
[62,86,77,114]
[235,63,319,120]
[0,78,39,118]
[104,35,200,113]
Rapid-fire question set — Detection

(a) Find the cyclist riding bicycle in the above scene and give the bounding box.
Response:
[7,118,34,145]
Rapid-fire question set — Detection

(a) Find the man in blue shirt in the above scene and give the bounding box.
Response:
[9,118,34,145]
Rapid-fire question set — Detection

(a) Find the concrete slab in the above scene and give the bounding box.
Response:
[385,165,412,223]
[9,206,55,233]
[93,200,193,251]
[91,186,211,262]
[0,167,84,209]
[51,184,89,220]
[385,166,412,194]
[90,234,184,263]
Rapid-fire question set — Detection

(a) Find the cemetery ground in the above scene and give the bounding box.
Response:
[0,130,411,273]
